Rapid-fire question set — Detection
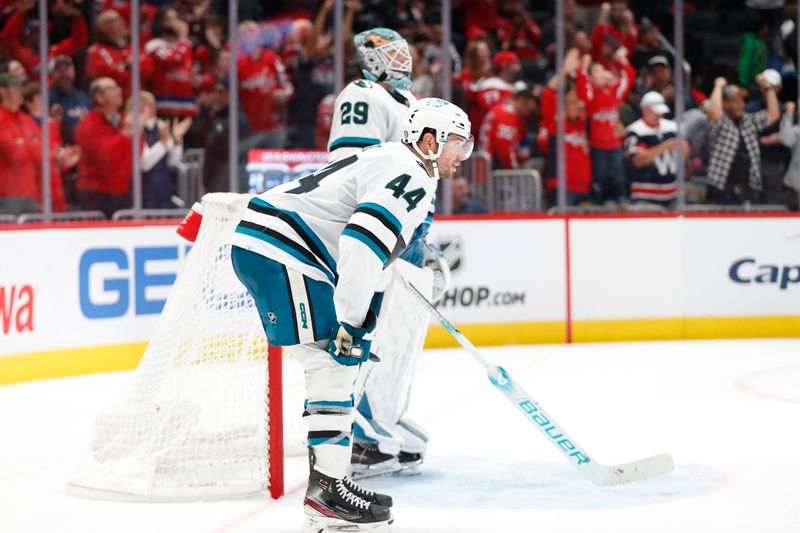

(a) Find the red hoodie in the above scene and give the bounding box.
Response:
[74,109,133,195]
[478,101,529,169]
[474,76,515,136]
[576,63,635,150]
[0,106,41,200]
[238,49,294,133]
[591,23,638,66]
[144,37,197,117]
[86,41,153,100]
[538,87,591,193]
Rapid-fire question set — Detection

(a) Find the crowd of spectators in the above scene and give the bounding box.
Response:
[1,0,799,216]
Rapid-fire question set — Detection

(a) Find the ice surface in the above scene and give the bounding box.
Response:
[1,339,799,532]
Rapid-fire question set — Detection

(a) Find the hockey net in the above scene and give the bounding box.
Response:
[67,193,306,501]
[66,192,433,502]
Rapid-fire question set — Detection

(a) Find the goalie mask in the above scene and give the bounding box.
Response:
[354,28,413,92]
[402,98,474,177]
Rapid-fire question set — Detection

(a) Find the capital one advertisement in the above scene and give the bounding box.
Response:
[683,218,800,317]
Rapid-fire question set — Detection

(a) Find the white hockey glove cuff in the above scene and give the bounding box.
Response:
[423,241,451,304]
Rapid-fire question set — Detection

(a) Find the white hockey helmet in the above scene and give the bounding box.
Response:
[402,98,473,163]
[354,28,413,92]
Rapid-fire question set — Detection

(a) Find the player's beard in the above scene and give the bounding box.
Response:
[439,159,461,179]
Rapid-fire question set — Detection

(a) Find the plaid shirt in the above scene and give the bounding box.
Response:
[707,110,769,191]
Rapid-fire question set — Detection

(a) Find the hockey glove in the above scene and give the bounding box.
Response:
[327,310,378,366]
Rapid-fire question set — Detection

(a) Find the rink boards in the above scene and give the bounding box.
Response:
[1,214,799,383]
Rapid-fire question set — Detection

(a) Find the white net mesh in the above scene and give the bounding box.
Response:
[67,193,306,501]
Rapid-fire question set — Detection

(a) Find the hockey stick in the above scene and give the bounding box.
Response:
[402,279,674,487]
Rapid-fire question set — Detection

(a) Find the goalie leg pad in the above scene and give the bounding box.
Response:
[392,417,430,455]
[352,393,403,456]
[356,260,432,456]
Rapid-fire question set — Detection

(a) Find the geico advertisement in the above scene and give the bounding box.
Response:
[0,226,188,356]
[684,218,800,317]
[427,219,566,323]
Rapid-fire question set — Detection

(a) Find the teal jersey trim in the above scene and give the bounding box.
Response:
[329,136,381,151]
[250,197,338,278]
[234,226,337,285]
[342,227,389,263]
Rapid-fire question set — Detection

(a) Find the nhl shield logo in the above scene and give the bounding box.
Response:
[434,236,464,273]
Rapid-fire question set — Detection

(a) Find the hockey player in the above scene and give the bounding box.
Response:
[327,28,446,479]
[328,28,416,161]
[230,98,473,531]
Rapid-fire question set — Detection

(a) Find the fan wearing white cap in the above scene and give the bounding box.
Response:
[623,91,689,207]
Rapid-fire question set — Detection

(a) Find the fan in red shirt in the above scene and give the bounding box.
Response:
[590,0,638,66]
[0,73,41,215]
[99,0,158,43]
[497,0,542,61]
[464,0,504,34]
[144,6,197,118]
[576,48,635,204]
[237,20,294,148]
[194,14,226,77]
[457,36,493,136]
[22,82,81,212]
[478,87,536,170]
[85,10,153,100]
[538,49,592,205]
[0,0,87,82]
[474,51,521,136]
[74,77,134,218]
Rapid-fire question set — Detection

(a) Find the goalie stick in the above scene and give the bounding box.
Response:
[402,279,674,487]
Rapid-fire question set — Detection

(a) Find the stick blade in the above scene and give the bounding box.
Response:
[592,453,674,487]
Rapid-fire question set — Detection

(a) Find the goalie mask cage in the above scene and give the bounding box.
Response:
[66,193,306,502]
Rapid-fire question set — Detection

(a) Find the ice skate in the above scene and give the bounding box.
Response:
[342,475,393,507]
[349,442,402,480]
[303,469,392,533]
[394,451,423,476]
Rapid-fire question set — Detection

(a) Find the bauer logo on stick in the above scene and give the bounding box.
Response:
[489,367,514,392]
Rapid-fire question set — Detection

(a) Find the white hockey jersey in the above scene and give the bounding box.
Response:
[229,142,436,327]
[327,80,417,162]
